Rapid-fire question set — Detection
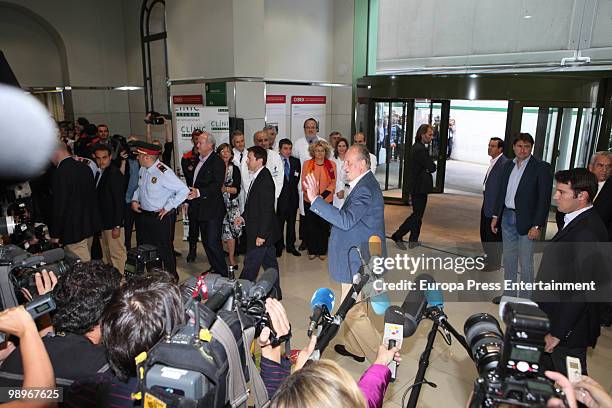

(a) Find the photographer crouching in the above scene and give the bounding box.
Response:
[0,261,121,387]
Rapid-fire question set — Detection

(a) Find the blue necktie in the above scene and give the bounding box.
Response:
[284,158,290,180]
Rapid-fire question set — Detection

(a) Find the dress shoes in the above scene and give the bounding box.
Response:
[334,344,366,363]
[391,234,407,250]
[287,248,301,256]
[298,242,307,251]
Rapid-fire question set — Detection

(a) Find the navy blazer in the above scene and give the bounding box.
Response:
[493,156,552,235]
[482,154,510,218]
[310,171,386,283]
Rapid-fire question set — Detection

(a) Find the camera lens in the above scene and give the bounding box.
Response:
[464,313,503,374]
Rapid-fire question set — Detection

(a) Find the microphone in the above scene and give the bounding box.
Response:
[425,286,444,309]
[308,288,335,337]
[383,305,405,382]
[399,274,432,337]
[248,268,278,300]
[361,235,390,315]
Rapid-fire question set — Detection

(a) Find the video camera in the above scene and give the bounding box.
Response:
[134,270,281,407]
[144,111,165,125]
[0,245,76,308]
[124,245,162,281]
[0,293,56,343]
[0,183,57,254]
[465,303,566,407]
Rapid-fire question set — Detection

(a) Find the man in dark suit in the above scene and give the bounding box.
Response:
[391,124,436,249]
[534,168,610,376]
[186,132,228,276]
[276,139,301,257]
[93,144,127,274]
[491,133,552,298]
[235,146,281,297]
[480,137,509,271]
[589,151,612,240]
[50,142,101,261]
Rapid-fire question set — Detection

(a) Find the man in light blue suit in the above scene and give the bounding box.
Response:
[304,144,385,363]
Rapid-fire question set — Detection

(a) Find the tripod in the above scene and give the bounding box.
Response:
[404,306,471,408]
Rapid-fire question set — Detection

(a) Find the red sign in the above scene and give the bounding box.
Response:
[291,96,326,104]
[266,95,286,104]
[172,95,204,104]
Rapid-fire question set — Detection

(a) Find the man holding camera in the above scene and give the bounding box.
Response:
[0,263,121,387]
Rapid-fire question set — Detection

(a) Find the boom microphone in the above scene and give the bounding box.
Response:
[308,288,335,337]
[249,268,278,300]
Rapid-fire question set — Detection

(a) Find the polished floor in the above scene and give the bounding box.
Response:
[173,192,612,407]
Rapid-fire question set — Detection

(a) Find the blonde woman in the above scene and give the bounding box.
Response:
[301,140,336,260]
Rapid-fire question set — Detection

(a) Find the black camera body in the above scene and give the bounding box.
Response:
[465,303,565,407]
[124,244,162,281]
[144,111,165,125]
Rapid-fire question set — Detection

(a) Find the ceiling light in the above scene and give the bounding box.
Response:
[114,86,143,91]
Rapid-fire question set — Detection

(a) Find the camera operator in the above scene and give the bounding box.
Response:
[63,274,183,407]
[0,262,121,387]
[145,113,173,167]
[0,306,55,408]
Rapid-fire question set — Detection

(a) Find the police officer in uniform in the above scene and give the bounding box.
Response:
[131,142,189,279]
[181,129,203,262]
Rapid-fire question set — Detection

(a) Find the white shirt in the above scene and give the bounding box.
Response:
[595,180,605,201]
[241,149,284,209]
[266,149,285,201]
[483,153,503,191]
[232,148,245,167]
[563,205,593,229]
[333,156,346,208]
[504,156,531,210]
[346,170,369,199]
[369,152,377,175]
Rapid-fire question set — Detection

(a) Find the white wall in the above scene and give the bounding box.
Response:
[377,0,612,72]
[264,0,334,82]
[0,0,136,135]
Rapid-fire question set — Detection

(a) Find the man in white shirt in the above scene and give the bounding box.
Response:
[264,124,279,152]
[292,118,322,249]
[353,132,377,174]
[231,130,247,213]
[241,130,284,209]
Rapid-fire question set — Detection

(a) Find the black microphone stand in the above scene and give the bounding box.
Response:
[310,272,370,360]
[405,306,471,408]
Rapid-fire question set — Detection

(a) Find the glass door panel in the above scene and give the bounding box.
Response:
[374,101,409,196]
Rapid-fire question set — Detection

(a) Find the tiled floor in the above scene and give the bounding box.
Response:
[172,192,612,407]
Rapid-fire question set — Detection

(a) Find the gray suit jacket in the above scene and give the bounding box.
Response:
[482,154,510,218]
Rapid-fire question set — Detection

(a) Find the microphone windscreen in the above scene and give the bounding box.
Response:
[384,305,405,325]
[370,291,390,315]
[0,84,57,182]
[310,287,335,312]
[368,235,383,257]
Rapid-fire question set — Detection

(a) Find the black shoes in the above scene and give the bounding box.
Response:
[334,344,366,363]
[287,248,301,257]
[186,244,197,263]
[408,241,421,249]
[173,250,182,257]
[391,234,407,250]
[492,296,502,305]
[298,242,307,251]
